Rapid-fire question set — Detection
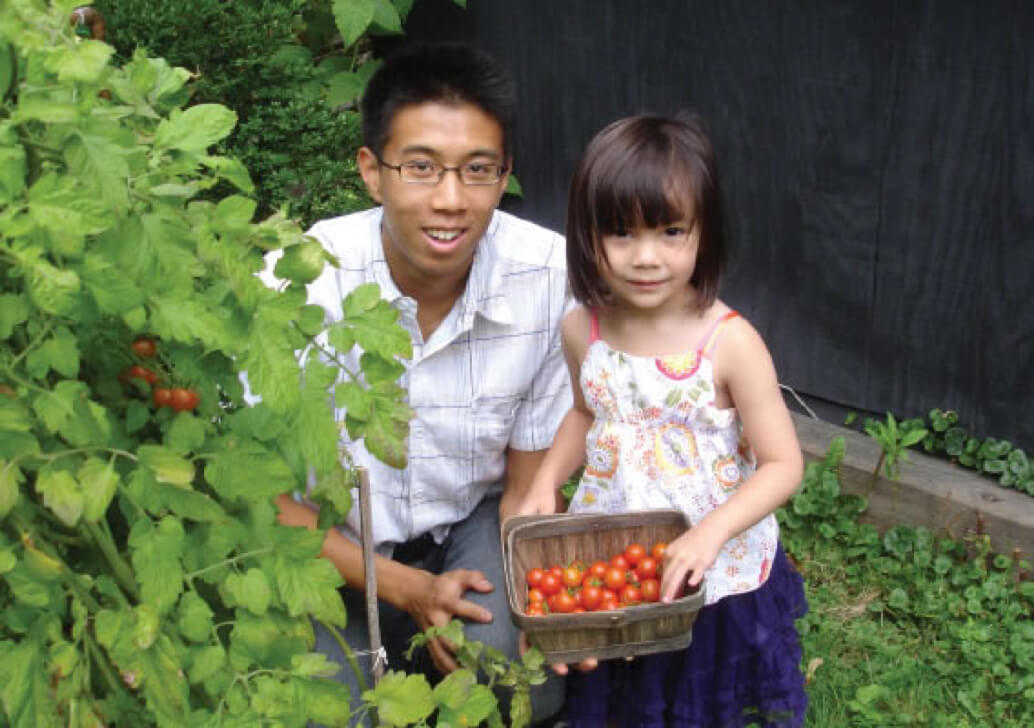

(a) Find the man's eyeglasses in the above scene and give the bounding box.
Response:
[377,158,507,186]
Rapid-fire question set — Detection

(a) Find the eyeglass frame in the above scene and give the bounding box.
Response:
[376,157,509,186]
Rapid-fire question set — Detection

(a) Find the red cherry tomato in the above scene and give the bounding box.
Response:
[562,565,584,589]
[581,585,603,611]
[640,578,661,603]
[600,590,620,610]
[153,387,172,408]
[610,554,629,571]
[527,588,545,604]
[125,365,158,386]
[549,565,563,579]
[651,542,667,561]
[526,602,545,616]
[552,591,577,613]
[539,572,562,596]
[526,567,545,588]
[604,566,627,591]
[131,337,157,358]
[636,556,659,581]
[620,584,641,605]
[588,560,608,581]
[169,387,199,411]
[624,543,646,567]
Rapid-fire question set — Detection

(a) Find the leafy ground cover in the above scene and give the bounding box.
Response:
[781,438,1034,727]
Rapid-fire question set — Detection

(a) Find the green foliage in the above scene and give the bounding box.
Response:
[863,412,928,482]
[920,408,1034,496]
[399,620,547,728]
[0,4,418,724]
[94,0,375,227]
[779,438,1034,726]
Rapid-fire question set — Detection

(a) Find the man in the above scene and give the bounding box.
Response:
[272,43,570,723]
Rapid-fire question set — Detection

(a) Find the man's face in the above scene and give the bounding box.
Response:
[358,101,510,295]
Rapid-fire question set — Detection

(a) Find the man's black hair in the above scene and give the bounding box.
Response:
[360,42,517,160]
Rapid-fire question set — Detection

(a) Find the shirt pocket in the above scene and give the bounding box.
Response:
[473,395,521,448]
[472,395,521,485]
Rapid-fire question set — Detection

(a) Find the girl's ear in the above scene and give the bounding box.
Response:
[357,147,382,203]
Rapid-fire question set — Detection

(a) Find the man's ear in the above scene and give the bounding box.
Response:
[357,146,382,203]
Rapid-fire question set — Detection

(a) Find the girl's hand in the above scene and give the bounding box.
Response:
[659,521,726,603]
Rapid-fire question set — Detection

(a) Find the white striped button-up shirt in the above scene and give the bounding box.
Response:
[303,207,572,554]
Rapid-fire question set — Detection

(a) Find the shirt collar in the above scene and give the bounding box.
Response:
[462,212,513,327]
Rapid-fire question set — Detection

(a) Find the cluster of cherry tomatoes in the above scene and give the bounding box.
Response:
[120,337,199,412]
[524,541,667,616]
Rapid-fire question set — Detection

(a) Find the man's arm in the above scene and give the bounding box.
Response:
[274,494,494,674]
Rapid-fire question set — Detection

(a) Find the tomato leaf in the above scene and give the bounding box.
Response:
[77,457,119,522]
[176,591,214,644]
[362,671,435,727]
[273,553,346,627]
[223,568,273,616]
[0,639,60,727]
[275,240,332,284]
[154,104,237,152]
[35,467,83,527]
[205,440,296,501]
[138,445,195,487]
[0,293,30,340]
[0,458,23,517]
[342,284,412,360]
[129,516,185,616]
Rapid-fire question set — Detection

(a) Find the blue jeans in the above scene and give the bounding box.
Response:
[312,494,565,726]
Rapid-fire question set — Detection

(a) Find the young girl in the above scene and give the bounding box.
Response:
[525,115,808,726]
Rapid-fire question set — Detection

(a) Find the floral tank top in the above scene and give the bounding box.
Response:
[567,310,779,605]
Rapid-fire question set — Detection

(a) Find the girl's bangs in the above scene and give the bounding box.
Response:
[592,148,695,234]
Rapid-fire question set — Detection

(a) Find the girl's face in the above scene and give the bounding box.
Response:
[599,218,700,313]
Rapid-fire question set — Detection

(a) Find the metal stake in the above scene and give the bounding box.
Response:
[357,467,384,684]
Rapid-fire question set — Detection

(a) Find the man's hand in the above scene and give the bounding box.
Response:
[405,568,495,674]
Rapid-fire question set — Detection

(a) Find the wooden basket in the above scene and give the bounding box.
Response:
[502,510,706,663]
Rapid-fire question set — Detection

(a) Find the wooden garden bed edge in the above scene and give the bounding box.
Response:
[791,413,1034,559]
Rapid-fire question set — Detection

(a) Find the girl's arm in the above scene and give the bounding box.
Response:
[500,307,595,523]
[660,316,804,601]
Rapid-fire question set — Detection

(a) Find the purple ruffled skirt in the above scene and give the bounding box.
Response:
[565,544,808,728]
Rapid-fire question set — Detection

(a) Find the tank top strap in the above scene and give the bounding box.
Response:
[589,308,601,343]
[698,310,740,356]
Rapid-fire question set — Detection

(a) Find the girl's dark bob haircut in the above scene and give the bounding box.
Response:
[566,114,727,309]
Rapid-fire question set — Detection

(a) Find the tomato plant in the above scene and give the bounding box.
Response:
[0,6,532,728]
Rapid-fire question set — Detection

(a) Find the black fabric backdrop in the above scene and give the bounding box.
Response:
[397,0,1034,450]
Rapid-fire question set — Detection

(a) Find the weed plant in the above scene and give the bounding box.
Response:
[780,438,1034,726]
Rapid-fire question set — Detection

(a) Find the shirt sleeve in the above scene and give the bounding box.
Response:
[507,274,575,451]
